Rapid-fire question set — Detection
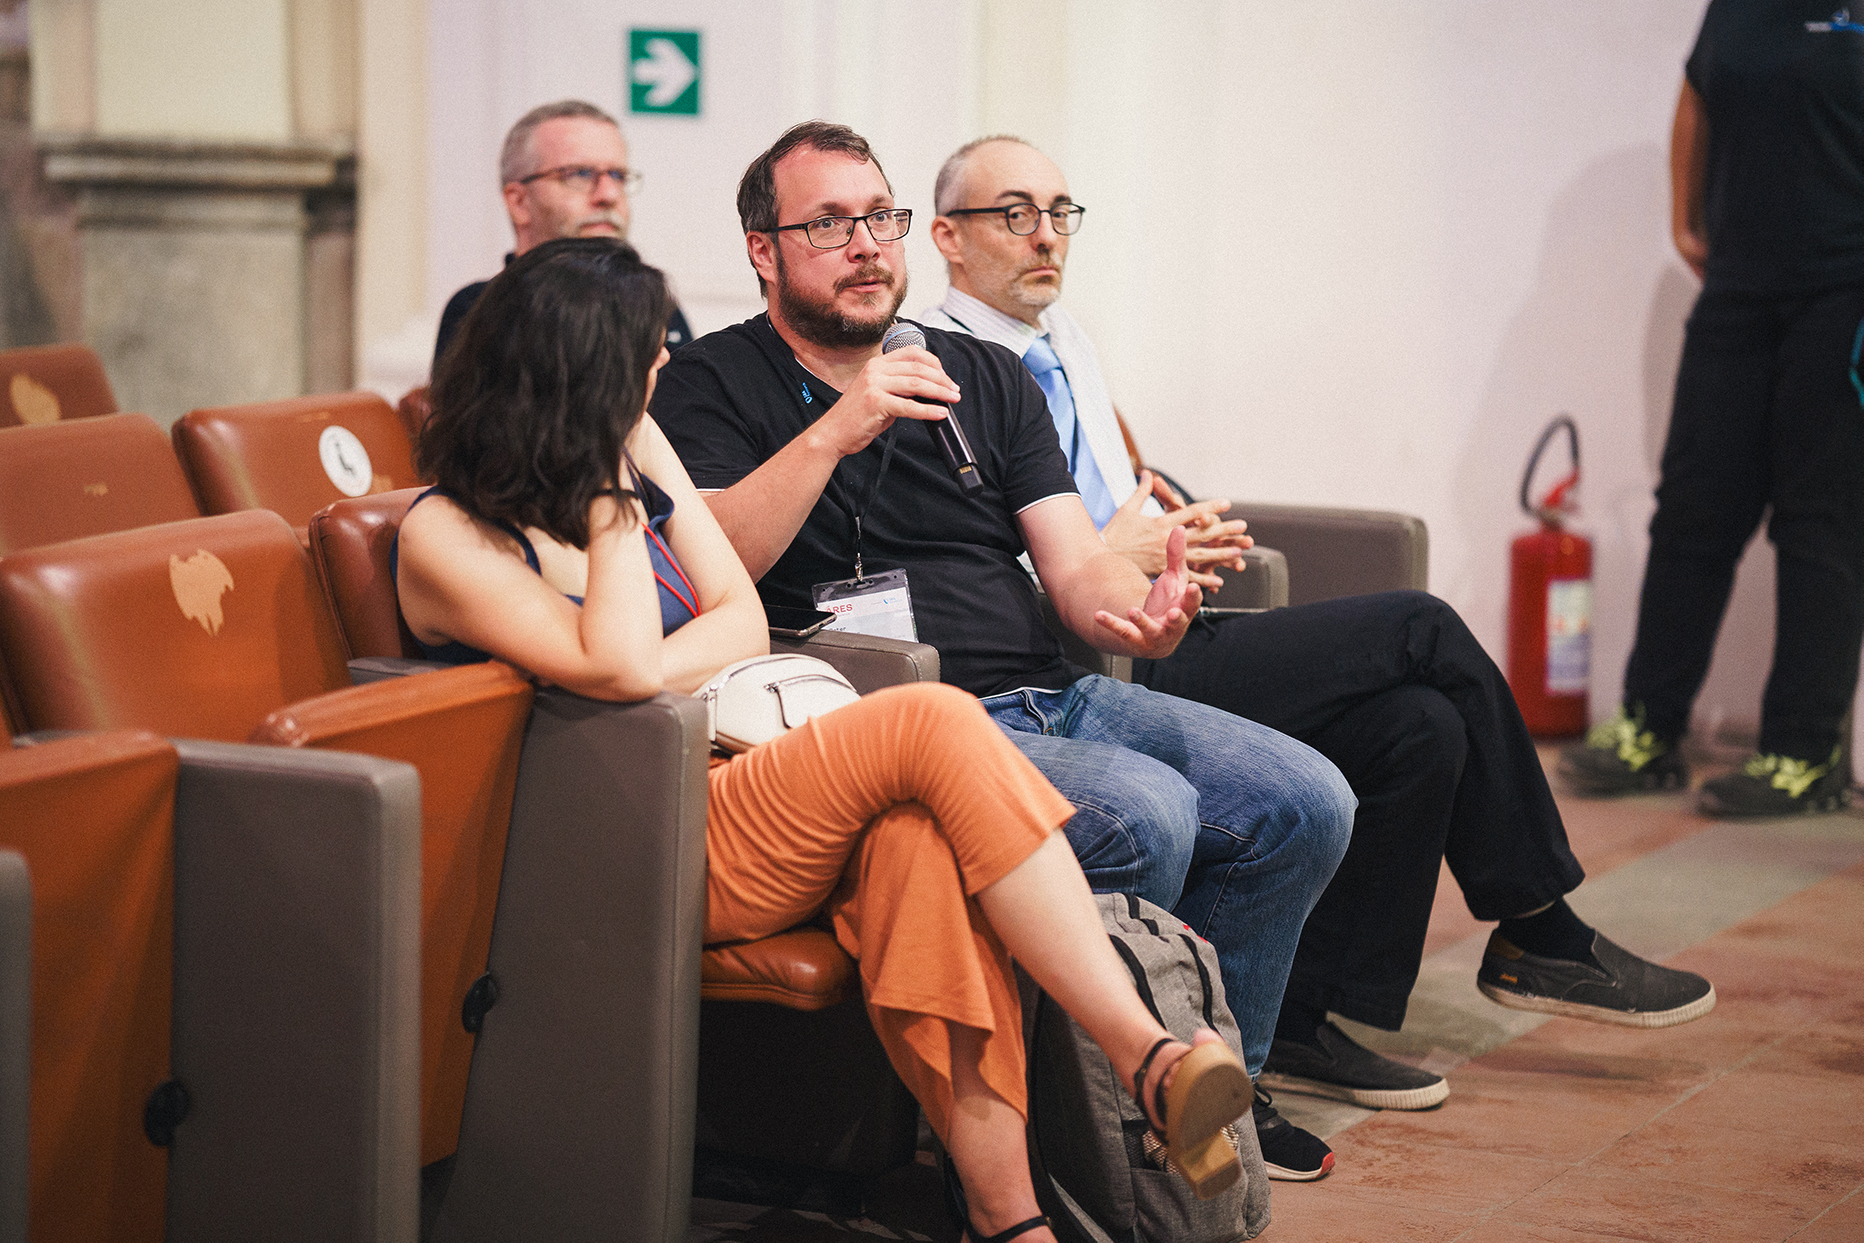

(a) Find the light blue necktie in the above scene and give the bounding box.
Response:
[1023,334,1117,528]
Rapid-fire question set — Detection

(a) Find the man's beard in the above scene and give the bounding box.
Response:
[773,250,908,350]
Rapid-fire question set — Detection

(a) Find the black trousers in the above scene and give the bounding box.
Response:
[1135,590,1584,1030]
[1624,282,1864,761]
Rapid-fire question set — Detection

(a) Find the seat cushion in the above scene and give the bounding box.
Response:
[0,413,200,555]
[0,510,350,739]
[701,926,854,1010]
[173,392,421,530]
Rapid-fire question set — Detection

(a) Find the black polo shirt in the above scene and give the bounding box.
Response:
[652,314,1088,698]
[1686,0,1864,292]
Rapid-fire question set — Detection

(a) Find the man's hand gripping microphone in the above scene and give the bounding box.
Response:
[881,322,984,497]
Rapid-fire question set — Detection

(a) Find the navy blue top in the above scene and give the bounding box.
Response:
[390,476,700,666]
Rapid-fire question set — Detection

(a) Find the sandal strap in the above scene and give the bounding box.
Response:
[972,1214,1051,1243]
[1131,1035,1177,1131]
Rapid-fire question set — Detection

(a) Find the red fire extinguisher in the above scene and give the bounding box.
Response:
[1507,415,1592,737]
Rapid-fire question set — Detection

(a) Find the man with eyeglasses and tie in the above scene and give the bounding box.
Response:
[431,99,692,368]
[921,135,1717,1174]
[653,119,1358,1187]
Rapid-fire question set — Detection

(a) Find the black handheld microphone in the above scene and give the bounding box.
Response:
[881,322,984,497]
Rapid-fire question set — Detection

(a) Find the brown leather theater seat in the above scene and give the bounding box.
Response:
[0,344,117,428]
[310,487,424,660]
[396,385,431,447]
[0,509,533,1170]
[310,489,863,1013]
[171,392,423,535]
[0,730,176,1243]
[0,413,200,556]
[0,848,25,1243]
[1,726,424,1243]
[309,490,930,1230]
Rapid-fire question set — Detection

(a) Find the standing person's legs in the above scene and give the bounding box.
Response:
[1755,283,1864,763]
[1621,289,1779,745]
[987,676,1355,1075]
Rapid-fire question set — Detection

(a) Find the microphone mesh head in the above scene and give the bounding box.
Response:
[881,322,926,354]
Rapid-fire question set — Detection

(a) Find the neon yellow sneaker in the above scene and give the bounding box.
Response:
[1697,746,1850,817]
[1557,706,1688,795]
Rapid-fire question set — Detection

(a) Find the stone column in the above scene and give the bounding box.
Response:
[36,135,352,424]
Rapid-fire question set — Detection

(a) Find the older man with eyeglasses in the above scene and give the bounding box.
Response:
[432,100,693,369]
[921,135,1719,1178]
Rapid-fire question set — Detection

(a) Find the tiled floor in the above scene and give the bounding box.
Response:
[692,748,1864,1241]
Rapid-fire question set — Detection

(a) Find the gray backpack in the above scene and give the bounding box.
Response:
[1022,893,1271,1243]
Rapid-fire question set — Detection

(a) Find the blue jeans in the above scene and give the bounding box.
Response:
[982,675,1354,1073]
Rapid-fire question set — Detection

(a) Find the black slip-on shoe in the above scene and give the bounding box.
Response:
[1259,1021,1449,1111]
[1251,1084,1334,1181]
[1477,930,1716,1028]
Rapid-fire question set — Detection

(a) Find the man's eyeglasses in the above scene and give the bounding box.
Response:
[945,202,1086,236]
[772,209,913,249]
[517,165,643,194]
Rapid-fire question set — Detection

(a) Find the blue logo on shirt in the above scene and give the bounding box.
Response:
[1807,7,1864,32]
[801,382,813,404]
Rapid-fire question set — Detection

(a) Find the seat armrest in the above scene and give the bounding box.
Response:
[166,740,423,1243]
[773,629,940,693]
[433,689,709,1243]
[1215,502,1427,607]
[1221,546,1288,610]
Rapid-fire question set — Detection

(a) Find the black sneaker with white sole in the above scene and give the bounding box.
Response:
[1477,930,1716,1028]
[1259,1021,1449,1111]
[1251,1084,1334,1181]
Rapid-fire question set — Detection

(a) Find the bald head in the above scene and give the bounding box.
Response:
[931,137,1076,325]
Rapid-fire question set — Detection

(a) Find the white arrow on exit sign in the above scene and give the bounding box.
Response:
[632,38,697,108]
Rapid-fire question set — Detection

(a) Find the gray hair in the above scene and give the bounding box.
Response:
[499,100,621,185]
[933,134,1034,215]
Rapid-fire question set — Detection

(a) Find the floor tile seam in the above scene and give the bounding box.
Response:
[1784,1183,1864,1238]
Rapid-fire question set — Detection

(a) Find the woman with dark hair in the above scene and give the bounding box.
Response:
[395,237,1253,1239]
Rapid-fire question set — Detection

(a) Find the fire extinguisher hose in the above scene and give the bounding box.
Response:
[1521,415,1581,520]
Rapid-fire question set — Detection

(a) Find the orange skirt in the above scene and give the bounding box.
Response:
[704,682,1074,1139]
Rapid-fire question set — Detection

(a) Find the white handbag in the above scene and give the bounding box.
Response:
[697,653,861,754]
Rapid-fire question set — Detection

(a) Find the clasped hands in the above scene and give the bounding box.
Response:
[1102,469,1253,592]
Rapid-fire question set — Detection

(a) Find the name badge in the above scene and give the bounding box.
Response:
[812,568,917,642]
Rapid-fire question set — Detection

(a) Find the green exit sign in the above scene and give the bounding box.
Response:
[628,29,700,116]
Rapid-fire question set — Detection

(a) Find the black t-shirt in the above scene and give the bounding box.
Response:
[652,314,1089,697]
[1686,0,1864,292]
[431,265,693,373]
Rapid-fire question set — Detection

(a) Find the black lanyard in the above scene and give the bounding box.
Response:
[845,425,899,581]
[790,360,899,582]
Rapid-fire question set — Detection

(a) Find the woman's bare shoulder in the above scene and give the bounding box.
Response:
[398,491,520,568]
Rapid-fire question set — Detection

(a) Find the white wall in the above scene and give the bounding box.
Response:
[416,0,1855,755]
